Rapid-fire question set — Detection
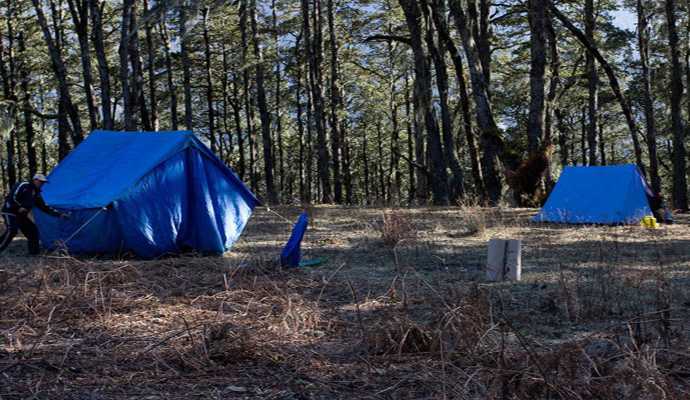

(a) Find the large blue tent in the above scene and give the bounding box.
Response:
[35,130,258,257]
[533,164,653,224]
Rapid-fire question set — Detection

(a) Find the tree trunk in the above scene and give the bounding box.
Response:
[305,0,332,203]
[49,0,71,158]
[687,0,690,169]
[555,109,569,168]
[637,0,661,195]
[411,74,427,203]
[272,0,285,199]
[0,7,16,186]
[202,8,218,152]
[466,0,491,87]
[598,115,606,165]
[687,0,690,158]
[305,80,314,204]
[527,0,546,155]
[399,0,449,205]
[544,9,559,145]
[581,107,587,165]
[231,75,245,179]
[295,32,306,202]
[67,0,97,131]
[180,0,193,130]
[585,0,598,165]
[18,33,36,176]
[301,3,314,203]
[386,36,401,204]
[342,125,353,204]
[327,0,342,203]
[404,74,415,204]
[160,21,178,130]
[431,2,481,197]
[128,2,151,130]
[376,121,385,204]
[389,96,400,203]
[664,0,687,209]
[239,0,257,192]
[249,0,278,204]
[449,0,503,205]
[120,0,134,129]
[430,0,482,195]
[32,0,83,144]
[544,8,559,187]
[362,127,369,204]
[477,0,491,86]
[221,40,231,162]
[89,0,113,129]
[248,95,258,193]
[423,0,464,202]
[144,0,158,130]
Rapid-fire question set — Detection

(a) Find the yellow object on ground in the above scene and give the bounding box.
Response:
[640,215,658,229]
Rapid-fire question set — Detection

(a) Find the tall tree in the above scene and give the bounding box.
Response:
[399,0,449,205]
[18,33,36,176]
[327,0,343,203]
[249,0,278,204]
[527,0,546,155]
[0,3,17,186]
[31,0,83,146]
[422,0,464,201]
[127,1,151,130]
[179,0,193,130]
[143,0,158,130]
[544,9,559,154]
[202,7,218,152]
[160,18,178,130]
[637,0,661,195]
[450,0,503,204]
[272,0,285,198]
[584,0,598,165]
[664,0,687,209]
[89,0,113,129]
[66,0,97,131]
[119,0,134,130]
[239,0,257,192]
[304,0,332,203]
[429,0,482,194]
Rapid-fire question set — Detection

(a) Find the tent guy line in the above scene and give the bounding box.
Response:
[61,206,109,245]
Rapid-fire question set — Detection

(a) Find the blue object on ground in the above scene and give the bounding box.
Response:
[281,212,309,267]
[533,164,653,225]
[299,257,325,268]
[34,130,259,258]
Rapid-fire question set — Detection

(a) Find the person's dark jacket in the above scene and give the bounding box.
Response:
[3,181,62,217]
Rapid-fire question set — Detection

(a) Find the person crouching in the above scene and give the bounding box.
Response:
[0,174,69,256]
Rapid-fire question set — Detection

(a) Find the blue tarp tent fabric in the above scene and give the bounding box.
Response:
[280,212,308,267]
[533,164,653,225]
[34,130,259,258]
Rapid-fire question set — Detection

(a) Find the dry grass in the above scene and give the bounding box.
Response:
[379,210,417,247]
[1,206,690,399]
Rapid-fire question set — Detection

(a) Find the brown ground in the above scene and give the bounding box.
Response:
[1,206,689,399]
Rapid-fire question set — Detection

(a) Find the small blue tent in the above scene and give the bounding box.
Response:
[35,130,259,257]
[533,164,653,224]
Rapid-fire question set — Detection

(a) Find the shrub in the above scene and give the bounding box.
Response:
[380,210,416,247]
